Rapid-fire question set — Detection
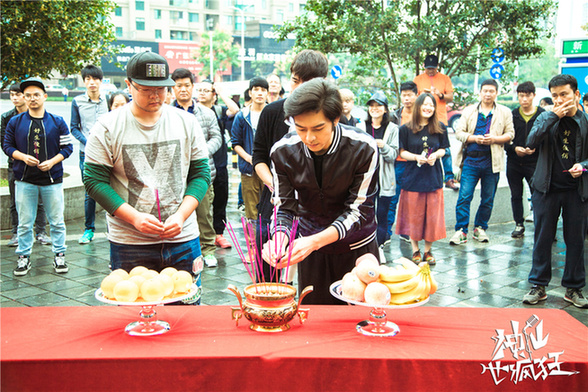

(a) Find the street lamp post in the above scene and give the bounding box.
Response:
[206,18,214,80]
[231,5,250,81]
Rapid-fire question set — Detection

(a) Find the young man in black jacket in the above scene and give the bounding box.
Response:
[252,49,329,283]
[262,79,379,304]
[524,74,588,308]
[505,81,544,238]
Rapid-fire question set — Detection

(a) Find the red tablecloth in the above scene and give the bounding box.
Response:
[1,305,587,391]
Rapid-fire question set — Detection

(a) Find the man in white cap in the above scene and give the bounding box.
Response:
[84,51,211,304]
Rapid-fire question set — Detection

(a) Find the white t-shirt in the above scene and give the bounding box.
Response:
[86,105,209,245]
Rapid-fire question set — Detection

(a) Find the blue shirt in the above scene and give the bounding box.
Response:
[465,112,493,169]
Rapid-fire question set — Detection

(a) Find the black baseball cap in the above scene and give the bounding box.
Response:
[249,76,269,91]
[367,91,389,107]
[126,51,175,87]
[424,54,439,69]
[20,77,46,93]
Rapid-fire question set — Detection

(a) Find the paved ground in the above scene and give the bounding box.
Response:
[1,167,587,327]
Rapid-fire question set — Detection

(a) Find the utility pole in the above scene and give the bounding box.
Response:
[206,18,214,80]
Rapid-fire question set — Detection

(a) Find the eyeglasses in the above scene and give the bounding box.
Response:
[24,93,43,100]
[197,89,214,94]
[130,81,166,96]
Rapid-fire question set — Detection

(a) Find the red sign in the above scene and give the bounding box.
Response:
[158,42,204,74]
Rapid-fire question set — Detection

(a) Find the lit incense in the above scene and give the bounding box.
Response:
[155,189,162,222]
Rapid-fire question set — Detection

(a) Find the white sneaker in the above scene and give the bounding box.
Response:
[473,227,489,243]
[449,229,467,245]
[204,254,218,267]
[53,252,69,273]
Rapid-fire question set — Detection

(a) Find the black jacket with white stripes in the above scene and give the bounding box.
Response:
[270,123,379,254]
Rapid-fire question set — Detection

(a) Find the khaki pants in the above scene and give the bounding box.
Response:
[196,185,215,256]
[241,172,263,221]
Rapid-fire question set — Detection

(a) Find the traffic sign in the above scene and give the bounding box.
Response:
[490,64,504,80]
[562,38,588,57]
[331,65,342,80]
[491,48,504,63]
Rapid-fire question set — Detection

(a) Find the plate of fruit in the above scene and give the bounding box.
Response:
[330,254,437,336]
[95,266,198,306]
[95,266,199,336]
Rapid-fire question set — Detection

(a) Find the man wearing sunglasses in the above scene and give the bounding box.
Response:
[84,52,211,304]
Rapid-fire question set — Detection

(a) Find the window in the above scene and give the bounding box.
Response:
[276,9,284,22]
[136,1,144,11]
[115,6,122,16]
[170,30,188,40]
[155,29,162,39]
[261,0,267,9]
[189,12,199,23]
[115,27,123,37]
[234,15,241,31]
[154,9,162,19]
[225,15,233,26]
[288,3,294,12]
[170,0,187,6]
[136,18,145,31]
[170,11,184,19]
[190,32,197,41]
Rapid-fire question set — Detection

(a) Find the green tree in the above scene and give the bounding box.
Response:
[277,0,555,106]
[1,0,116,90]
[193,30,241,79]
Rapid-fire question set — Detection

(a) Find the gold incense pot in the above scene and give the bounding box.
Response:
[227,283,313,332]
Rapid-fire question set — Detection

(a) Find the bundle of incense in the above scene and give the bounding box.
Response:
[223,208,300,292]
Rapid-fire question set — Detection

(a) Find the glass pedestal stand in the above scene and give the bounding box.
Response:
[95,284,198,336]
[125,305,170,336]
[330,281,428,337]
[356,307,399,337]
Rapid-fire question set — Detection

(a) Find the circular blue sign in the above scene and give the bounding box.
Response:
[491,48,505,63]
[331,65,342,80]
[490,63,504,80]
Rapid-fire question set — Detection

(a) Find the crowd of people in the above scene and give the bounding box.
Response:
[2,50,587,309]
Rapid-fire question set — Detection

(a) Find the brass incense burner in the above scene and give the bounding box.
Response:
[228,283,313,332]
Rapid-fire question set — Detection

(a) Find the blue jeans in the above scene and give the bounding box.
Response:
[454,164,499,233]
[80,151,96,231]
[442,148,454,181]
[110,238,203,304]
[15,181,67,256]
[8,166,47,234]
[376,195,393,245]
[387,161,406,236]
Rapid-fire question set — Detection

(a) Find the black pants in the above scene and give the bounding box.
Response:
[506,161,536,224]
[298,239,380,305]
[529,189,587,288]
[212,166,229,235]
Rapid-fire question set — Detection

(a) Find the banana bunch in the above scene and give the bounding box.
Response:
[378,258,438,305]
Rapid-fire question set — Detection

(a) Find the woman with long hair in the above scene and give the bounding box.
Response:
[395,93,449,264]
[363,92,399,249]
